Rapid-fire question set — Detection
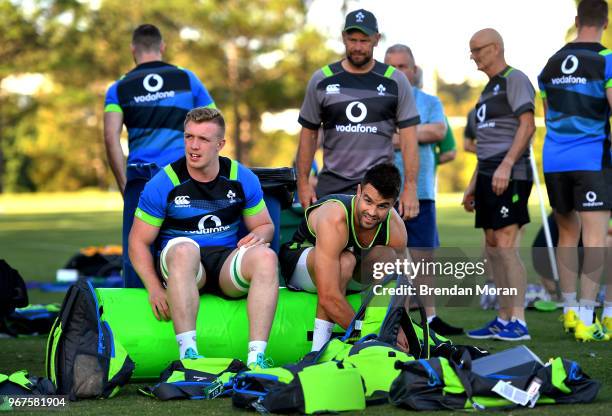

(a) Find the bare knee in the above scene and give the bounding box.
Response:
[556,212,581,245]
[247,246,278,284]
[580,213,609,247]
[493,226,519,248]
[485,231,498,250]
[366,246,399,263]
[339,251,357,281]
[168,241,199,258]
[167,242,200,278]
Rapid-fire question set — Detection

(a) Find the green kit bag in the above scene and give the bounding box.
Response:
[389,355,601,411]
[0,370,56,396]
[312,274,437,367]
[139,357,249,400]
[45,280,134,400]
[232,361,366,414]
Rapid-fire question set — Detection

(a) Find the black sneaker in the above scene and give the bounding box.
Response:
[429,316,464,336]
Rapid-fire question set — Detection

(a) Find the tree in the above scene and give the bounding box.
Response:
[0,1,47,192]
[1,0,338,191]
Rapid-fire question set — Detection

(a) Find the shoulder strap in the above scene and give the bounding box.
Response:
[320,61,343,77]
[383,65,396,78]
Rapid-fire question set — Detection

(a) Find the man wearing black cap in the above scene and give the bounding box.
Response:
[295,9,421,222]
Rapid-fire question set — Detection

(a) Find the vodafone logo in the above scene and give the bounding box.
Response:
[583,190,603,208]
[561,55,578,75]
[586,191,597,203]
[199,215,222,229]
[345,101,367,123]
[551,55,585,85]
[193,215,230,235]
[134,73,174,103]
[143,73,164,92]
[336,100,376,133]
[476,104,486,122]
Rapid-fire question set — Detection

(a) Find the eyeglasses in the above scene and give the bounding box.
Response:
[470,43,494,55]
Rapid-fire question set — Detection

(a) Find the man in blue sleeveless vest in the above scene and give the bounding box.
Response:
[128,108,278,368]
[104,24,216,288]
[279,163,408,351]
[538,0,611,342]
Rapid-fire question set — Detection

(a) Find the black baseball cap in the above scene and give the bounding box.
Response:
[343,9,378,36]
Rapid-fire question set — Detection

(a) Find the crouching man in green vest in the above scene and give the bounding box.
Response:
[279,163,409,351]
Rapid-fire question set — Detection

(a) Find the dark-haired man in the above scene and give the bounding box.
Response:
[104,24,216,288]
[129,107,278,367]
[296,9,420,222]
[279,163,408,351]
[538,0,611,341]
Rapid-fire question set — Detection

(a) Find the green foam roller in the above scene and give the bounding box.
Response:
[96,288,362,380]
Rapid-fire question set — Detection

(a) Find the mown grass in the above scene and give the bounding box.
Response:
[0,192,609,415]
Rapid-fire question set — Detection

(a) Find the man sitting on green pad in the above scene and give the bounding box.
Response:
[129,107,278,368]
[279,163,409,351]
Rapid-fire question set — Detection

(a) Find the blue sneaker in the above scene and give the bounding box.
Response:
[183,347,204,359]
[248,353,274,370]
[494,319,531,341]
[467,318,506,339]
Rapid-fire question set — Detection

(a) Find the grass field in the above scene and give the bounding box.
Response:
[0,191,610,415]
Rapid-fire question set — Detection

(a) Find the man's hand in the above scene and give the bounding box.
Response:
[492,161,512,196]
[297,180,317,209]
[398,188,419,220]
[397,327,409,353]
[462,183,476,213]
[148,286,170,321]
[237,232,269,248]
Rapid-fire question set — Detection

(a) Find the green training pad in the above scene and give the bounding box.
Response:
[96,288,362,379]
[534,300,559,312]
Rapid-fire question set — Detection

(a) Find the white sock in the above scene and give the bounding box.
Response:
[497,317,509,326]
[578,299,596,325]
[427,315,436,324]
[247,341,267,365]
[562,292,578,314]
[176,330,197,359]
[311,319,334,352]
[601,302,612,320]
[512,317,527,327]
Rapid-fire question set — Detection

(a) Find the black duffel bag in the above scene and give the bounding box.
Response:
[250,167,296,210]
[0,259,28,321]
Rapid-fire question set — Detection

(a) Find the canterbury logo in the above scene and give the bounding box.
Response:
[174,195,191,206]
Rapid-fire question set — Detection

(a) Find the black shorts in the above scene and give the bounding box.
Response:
[544,170,612,214]
[474,174,532,230]
[278,241,312,286]
[156,246,234,295]
[316,171,359,197]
